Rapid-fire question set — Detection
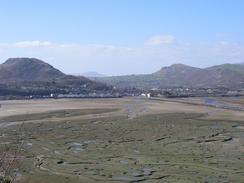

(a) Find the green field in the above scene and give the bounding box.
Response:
[0,98,243,183]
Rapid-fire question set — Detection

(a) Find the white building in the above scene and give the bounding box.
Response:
[141,93,146,97]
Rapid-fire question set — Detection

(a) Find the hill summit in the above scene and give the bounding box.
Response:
[0,58,65,82]
[0,58,115,98]
[94,63,244,89]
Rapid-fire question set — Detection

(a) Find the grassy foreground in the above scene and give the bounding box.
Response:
[0,107,243,183]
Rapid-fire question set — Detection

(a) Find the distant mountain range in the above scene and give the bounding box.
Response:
[94,63,244,89]
[0,57,243,98]
[74,71,106,78]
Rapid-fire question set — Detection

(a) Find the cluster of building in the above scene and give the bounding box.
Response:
[140,87,244,98]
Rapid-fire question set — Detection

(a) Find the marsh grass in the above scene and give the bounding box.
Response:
[0,123,25,183]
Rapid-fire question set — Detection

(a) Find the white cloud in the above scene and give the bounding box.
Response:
[13,40,52,48]
[145,35,176,46]
[0,43,9,47]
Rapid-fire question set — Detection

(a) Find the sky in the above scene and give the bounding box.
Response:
[0,0,244,75]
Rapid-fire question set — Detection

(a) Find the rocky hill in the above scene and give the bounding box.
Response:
[0,58,65,82]
[94,63,244,89]
[0,58,115,98]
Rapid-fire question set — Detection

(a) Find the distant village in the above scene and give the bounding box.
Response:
[1,86,244,100]
[145,87,244,98]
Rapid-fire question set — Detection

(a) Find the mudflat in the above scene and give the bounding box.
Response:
[0,97,243,182]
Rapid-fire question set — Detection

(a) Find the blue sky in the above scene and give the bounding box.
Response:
[0,0,244,75]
